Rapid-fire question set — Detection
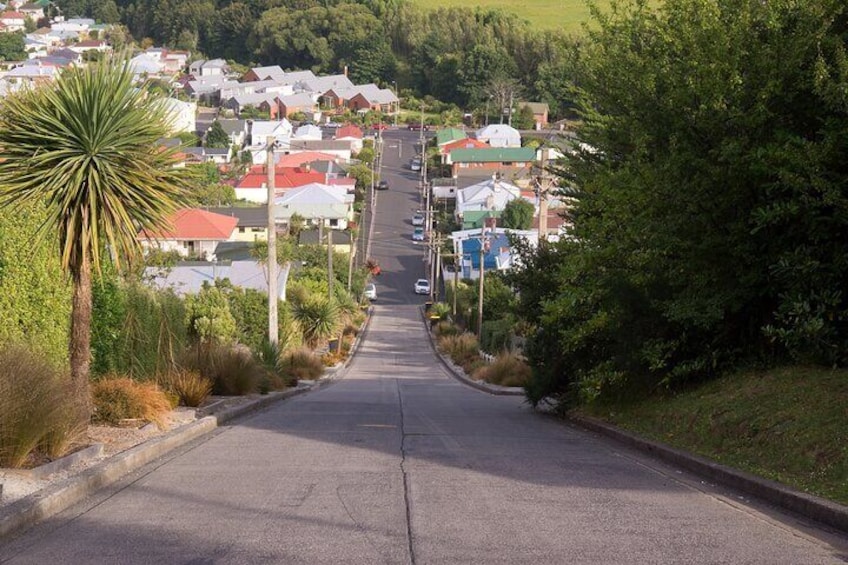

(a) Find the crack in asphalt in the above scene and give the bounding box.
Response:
[396,378,416,565]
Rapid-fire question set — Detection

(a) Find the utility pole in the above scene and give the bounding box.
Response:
[536,147,553,241]
[266,136,278,345]
[392,80,398,127]
[477,230,486,341]
[327,226,333,300]
[434,234,441,302]
[507,89,514,128]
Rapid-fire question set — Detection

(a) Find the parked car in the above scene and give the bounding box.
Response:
[407,123,430,131]
[363,283,377,301]
[412,226,425,241]
[414,279,430,295]
[372,123,389,131]
[410,157,422,172]
[412,212,425,226]
[377,179,389,190]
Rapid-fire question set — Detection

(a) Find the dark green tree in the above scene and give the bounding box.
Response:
[501,198,534,230]
[205,120,230,148]
[0,32,26,61]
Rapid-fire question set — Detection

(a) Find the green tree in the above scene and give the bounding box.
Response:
[184,283,238,343]
[501,198,534,230]
[0,31,26,61]
[0,58,186,403]
[205,120,230,148]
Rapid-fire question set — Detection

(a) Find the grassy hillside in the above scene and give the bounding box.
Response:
[578,366,848,505]
[410,0,601,32]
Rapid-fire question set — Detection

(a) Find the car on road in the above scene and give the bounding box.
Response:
[412,212,425,226]
[414,279,430,295]
[376,179,389,190]
[407,123,430,131]
[372,123,389,132]
[410,157,422,172]
[363,283,377,301]
[412,226,425,241]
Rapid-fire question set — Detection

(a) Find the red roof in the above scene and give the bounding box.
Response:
[275,151,339,168]
[236,166,326,189]
[142,209,238,240]
[335,124,363,139]
[441,138,488,154]
[1,11,25,19]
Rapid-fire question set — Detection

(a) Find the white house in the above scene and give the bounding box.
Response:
[475,124,522,148]
[273,182,354,229]
[161,98,196,134]
[145,260,294,300]
[293,124,322,141]
[455,176,523,220]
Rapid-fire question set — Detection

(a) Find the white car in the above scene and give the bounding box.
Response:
[414,279,430,295]
[412,212,425,226]
[410,157,422,172]
[412,227,425,241]
[363,283,377,301]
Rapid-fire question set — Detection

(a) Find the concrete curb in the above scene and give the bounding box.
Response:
[422,308,523,396]
[571,414,848,534]
[0,384,315,541]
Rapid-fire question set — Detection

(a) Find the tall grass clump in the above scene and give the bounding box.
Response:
[472,352,532,387]
[91,375,172,428]
[157,368,213,407]
[278,347,324,383]
[0,345,87,468]
[178,343,259,396]
[438,332,479,365]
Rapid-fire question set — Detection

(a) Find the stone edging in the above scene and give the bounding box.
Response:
[570,414,848,534]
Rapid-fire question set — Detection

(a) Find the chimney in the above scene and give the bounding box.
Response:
[343,65,348,77]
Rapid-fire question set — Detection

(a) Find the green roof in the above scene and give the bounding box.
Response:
[462,210,502,230]
[450,147,535,163]
[436,127,467,146]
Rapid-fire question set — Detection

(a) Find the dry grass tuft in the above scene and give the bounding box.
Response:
[91,376,172,428]
[278,347,324,383]
[472,352,532,387]
[158,369,213,407]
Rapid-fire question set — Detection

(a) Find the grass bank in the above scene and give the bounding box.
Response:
[410,0,598,32]
[577,366,848,505]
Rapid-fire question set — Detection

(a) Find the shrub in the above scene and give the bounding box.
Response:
[0,345,86,468]
[438,332,479,366]
[91,376,172,428]
[472,352,532,387]
[158,369,213,407]
[178,343,259,396]
[434,321,461,338]
[278,347,324,383]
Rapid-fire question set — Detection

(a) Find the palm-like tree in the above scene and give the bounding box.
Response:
[0,58,186,405]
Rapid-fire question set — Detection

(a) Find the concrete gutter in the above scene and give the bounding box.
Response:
[571,414,848,534]
[0,382,322,541]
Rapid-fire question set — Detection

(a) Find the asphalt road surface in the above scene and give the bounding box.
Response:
[2,129,846,563]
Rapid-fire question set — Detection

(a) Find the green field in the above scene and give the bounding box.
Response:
[410,0,602,32]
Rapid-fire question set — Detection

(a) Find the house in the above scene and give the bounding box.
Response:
[215,119,248,148]
[0,10,25,31]
[182,146,230,165]
[18,2,44,20]
[449,226,538,280]
[293,124,322,141]
[297,228,353,254]
[234,165,326,203]
[475,124,521,148]
[345,87,398,114]
[277,92,318,118]
[184,75,232,101]
[519,102,549,129]
[204,206,268,243]
[145,48,190,74]
[242,65,287,83]
[129,53,164,77]
[223,93,281,119]
[435,127,467,148]
[145,260,294,299]
[305,159,348,180]
[139,208,239,259]
[162,98,197,134]
[448,147,536,177]
[67,40,110,54]
[297,74,353,98]
[50,18,94,33]
[273,182,354,229]
[1,64,56,84]
[283,139,351,161]
[250,119,293,146]
[455,176,524,229]
[189,58,228,77]
[45,48,81,65]
[440,137,488,165]
[334,124,363,153]
[275,151,341,168]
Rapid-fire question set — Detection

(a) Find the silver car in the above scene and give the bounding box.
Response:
[414,279,430,295]
[363,283,377,301]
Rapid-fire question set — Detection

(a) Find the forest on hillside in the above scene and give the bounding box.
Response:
[54,0,579,120]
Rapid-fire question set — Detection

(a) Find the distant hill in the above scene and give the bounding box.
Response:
[409,0,603,32]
